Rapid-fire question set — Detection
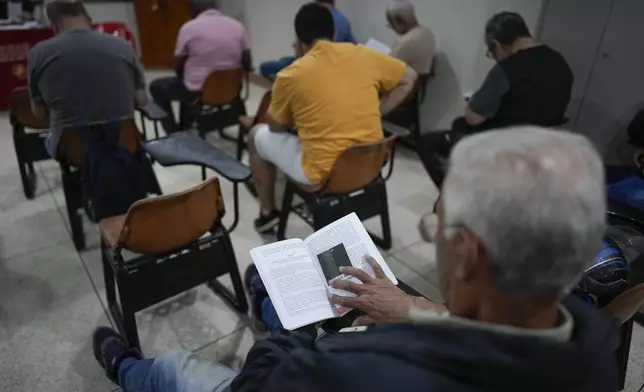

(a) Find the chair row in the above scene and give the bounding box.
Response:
[8,69,409,352]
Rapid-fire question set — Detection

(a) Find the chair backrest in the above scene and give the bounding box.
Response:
[202,69,244,107]
[603,283,644,324]
[252,91,273,127]
[118,177,225,254]
[9,88,49,129]
[57,118,142,167]
[321,136,397,194]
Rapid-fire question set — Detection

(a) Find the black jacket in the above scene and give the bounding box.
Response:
[231,296,620,392]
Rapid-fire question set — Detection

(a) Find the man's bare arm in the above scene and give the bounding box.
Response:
[380,66,418,116]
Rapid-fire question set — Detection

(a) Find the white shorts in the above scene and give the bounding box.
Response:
[253,124,313,185]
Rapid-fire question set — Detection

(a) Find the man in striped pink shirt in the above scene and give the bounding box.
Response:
[150,0,252,134]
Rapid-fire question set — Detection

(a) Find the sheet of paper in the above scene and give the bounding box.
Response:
[250,239,336,330]
[305,213,398,301]
[366,38,392,55]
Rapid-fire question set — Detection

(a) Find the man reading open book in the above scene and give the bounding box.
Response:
[93,127,618,392]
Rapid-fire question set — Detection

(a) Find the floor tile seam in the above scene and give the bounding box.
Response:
[191,322,251,354]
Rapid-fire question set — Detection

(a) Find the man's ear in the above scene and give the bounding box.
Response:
[454,228,482,281]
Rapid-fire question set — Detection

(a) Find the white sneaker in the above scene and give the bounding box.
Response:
[419,213,438,243]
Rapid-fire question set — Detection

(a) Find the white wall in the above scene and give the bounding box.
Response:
[85,2,140,54]
[232,0,545,129]
[337,0,544,129]
[242,0,309,65]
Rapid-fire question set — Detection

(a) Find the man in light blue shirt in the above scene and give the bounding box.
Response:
[258,0,354,79]
[321,0,354,43]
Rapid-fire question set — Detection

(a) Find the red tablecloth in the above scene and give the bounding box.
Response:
[0,23,136,109]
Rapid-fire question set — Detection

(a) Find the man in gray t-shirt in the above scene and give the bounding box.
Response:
[28,0,147,157]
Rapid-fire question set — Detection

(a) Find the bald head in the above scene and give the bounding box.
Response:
[46,0,91,32]
[387,0,418,35]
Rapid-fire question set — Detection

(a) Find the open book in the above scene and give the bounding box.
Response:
[365,38,392,55]
[250,213,398,330]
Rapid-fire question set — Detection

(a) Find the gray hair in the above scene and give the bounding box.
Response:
[442,127,606,298]
[387,0,417,24]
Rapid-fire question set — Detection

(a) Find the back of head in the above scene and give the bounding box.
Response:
[485,11,531,47]
[22,0,36,15]
[315,0,335,6]
[295,3,335,47]
[387,0,417,25]
[189,0,218,18]
[46,0,90,27]
[443,127,606,298]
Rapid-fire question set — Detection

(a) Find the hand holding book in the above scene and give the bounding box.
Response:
[329,255,432,325]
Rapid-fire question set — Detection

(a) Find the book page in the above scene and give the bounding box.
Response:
[250,239,337,330]
[365,38,392,55]
[304,213,398,301]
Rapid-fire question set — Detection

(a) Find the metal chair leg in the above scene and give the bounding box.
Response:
[207,232,249,314]
[102,242,117,308]
[383,143,397,181]
[139,112,148,141]
[616,319,633,391]
[378,184,393,250]
[61,170,86,250]
[367,181,392,250]
[277,183,295,240]
[236,124,246,161]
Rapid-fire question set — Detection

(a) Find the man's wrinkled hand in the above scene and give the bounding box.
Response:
[329,255,416,325]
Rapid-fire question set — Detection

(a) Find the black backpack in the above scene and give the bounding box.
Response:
[78,119,148,221]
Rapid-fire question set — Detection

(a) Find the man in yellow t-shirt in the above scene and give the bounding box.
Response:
[248,3,417,233]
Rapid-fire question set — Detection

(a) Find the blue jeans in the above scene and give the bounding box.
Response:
[261,297,282,332]
[118,350,238,392]
[259,56,296,78]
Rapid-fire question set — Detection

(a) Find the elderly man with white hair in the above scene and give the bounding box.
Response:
[387,0,436,75]
[93,127,618,392]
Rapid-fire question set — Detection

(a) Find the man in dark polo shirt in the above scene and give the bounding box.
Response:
[418,11,574,190]
[28,0,147,157]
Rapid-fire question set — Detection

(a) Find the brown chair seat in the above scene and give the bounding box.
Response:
[99,177,224,255]
[99,214,127,249]
[319,136,397,195]
[278,136,398,249]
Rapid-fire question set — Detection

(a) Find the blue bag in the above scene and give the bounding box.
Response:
[78,119,148,221]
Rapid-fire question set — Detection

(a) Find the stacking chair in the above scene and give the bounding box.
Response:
[99,177,248,352]
[143,131,253,232]
[57,118,161,250]
[383,59,436,149]
[9,88,50,199]
[181,69,249,139]
[237,90,273,160]
[277,136,398,250]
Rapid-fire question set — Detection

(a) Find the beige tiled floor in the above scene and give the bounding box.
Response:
[1,78,643,391]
